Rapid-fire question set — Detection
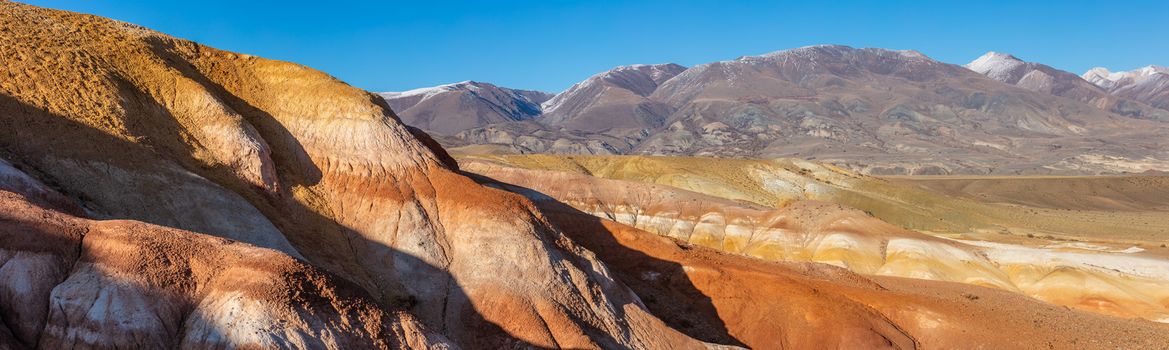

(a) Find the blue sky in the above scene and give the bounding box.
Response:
[25,1,1169,93]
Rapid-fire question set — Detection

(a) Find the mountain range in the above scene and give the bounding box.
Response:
[5,2,1169,348]
[1084,65,1169,110]
[379,81,552,134]
[383,46,1169,175]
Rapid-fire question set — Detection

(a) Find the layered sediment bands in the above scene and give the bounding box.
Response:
[0,3,710,348]
[0,190,448,349]
[516,195,1169,349]
[0,158,82,216]
[0,4,298,257]
[465,160,1169,323]
[461,154,1169,242]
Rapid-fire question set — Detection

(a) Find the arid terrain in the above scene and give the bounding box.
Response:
[1,1,1168,349]
[460,154,1169,324]
[386,47,1169,176]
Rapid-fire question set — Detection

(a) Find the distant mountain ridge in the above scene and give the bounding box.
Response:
[378,81,553,134]
[964,52,1160,119]
[1083,65,1169,111]
[379,45,1169,175]
[540,63,686,133]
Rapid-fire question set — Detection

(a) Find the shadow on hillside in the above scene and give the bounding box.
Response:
[144,37,323,186]
[3,36,716,348]
[461,172,749,347]
[143,39,562,347]
[0,87,545,347]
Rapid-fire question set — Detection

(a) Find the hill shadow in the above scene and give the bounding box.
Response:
[140,39,568,347]
[0,89,544,348]
[2,36,722,347]
[461,172,749,347]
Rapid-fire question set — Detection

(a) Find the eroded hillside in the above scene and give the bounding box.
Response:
[462,154,1169,323]
[0,3,702,348]
[4,1,1169,349]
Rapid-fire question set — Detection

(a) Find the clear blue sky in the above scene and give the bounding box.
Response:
[24,1,1169,93]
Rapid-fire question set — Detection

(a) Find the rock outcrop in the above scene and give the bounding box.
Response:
[6,2,1169,348]
[462,155,1169,324]
[0,180,448,349]
[464,162,1169,349]
[0,2,705,348]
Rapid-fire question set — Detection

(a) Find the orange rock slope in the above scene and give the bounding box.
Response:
[464,156,1169,323]
[3,2,1169,349]
[0,186,446,349]
[465,159,1169,348]
[533,206,1169,349]
[0,2,700,348]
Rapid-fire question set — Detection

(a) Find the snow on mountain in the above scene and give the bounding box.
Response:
[1084,67,1127,90]
[379,81,553,134]
[965,52,1030,82]
[385,81,470,98]
[1084,66,1169,110]
[541,63,686,115]
[538,63,687,132]
[1083,66,1169,89]
[959,51,1169,121]
[375,45,1169,175]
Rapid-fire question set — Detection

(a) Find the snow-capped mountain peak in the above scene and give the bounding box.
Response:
[964,52,1029,82]
[378,81,552,134]
[540,63,686,113]
[1082,65,1169,110]
[379,80,477,99]
[1083,67,1125,90]
[1138,65,1169,76]
[1083,66,1169,90]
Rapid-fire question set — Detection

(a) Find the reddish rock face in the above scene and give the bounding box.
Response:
[4,2,1168,349]
[0,189,449,349]
[0,2,703,348]
[462,156,1169,349]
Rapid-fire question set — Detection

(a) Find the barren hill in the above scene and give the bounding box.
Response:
[4,2,1169,349]
[379,81,552,134]
[965,51,1160,119]
[540,63,687,134]
[1084,65,1169,111]
[0,2,701,348]
[461,154,1169,348]
[461,154,1169,327]
[406,46,1169,175]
